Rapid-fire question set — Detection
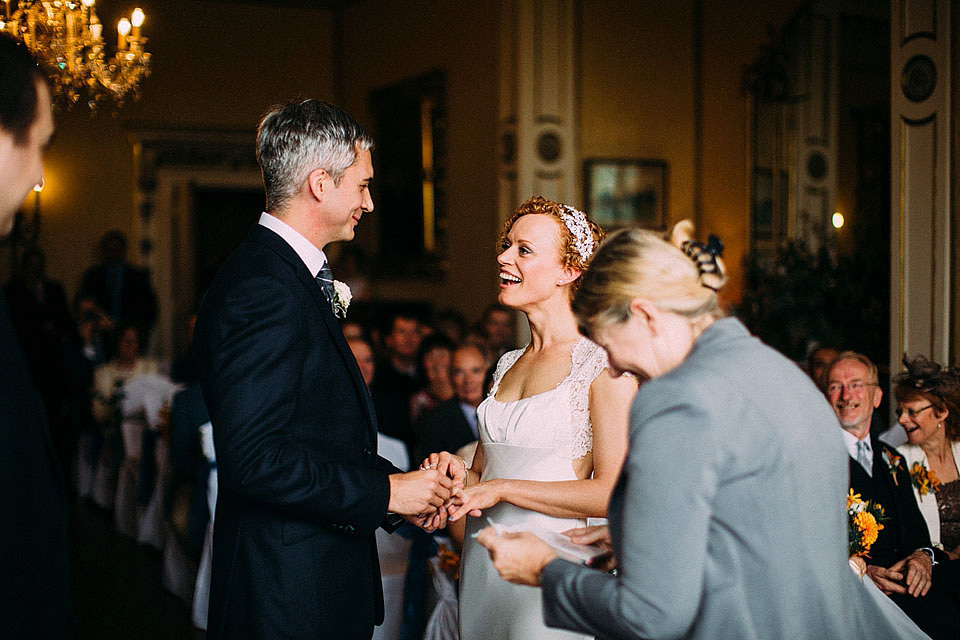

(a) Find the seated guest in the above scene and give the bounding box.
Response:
[371,312,424,456]
[410,333,455,424]
[434,308,468,345]
[478,303,516,360]
[414,343,488,464]
[90,322,159,511]
[894,354,960,560]
[824,351,960,639]
[806,343,839,385]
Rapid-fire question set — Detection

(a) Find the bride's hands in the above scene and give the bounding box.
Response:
[420,451,468,491]
[446,480,504,522]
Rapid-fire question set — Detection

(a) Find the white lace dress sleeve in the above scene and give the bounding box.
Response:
[554,338,610,460]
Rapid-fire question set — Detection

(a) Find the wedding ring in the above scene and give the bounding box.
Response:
[420,463,436,471]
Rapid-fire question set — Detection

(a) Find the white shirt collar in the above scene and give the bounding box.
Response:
[840,427,873,465]
[258,212,327,277]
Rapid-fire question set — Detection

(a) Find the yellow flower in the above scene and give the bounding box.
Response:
[847,489,862,510]
[911,461,942,496]
[853,511,883,555]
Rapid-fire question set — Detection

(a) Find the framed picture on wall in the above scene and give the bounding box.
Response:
[583,158,667,229]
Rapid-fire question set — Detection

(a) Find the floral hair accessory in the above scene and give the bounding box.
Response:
[558,205,595,262]
[910,461,941,497]
[681,234,725,291]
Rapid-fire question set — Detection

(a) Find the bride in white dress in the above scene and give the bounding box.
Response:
[447,196,637,640]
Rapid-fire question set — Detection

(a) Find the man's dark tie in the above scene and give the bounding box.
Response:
[315,263,335,302]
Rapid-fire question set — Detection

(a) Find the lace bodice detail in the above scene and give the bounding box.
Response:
[480,337,609,460]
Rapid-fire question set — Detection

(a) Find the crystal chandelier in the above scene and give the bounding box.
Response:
[1,0,151,110]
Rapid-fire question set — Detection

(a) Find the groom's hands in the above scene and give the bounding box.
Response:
[387,469,454,524]
[399,452,469,532]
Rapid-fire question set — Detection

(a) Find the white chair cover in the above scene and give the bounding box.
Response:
[115,373,179,546]
[192,421,217,631]
[422,555,459,640]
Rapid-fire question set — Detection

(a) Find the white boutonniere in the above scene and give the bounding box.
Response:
[332,280,352,318]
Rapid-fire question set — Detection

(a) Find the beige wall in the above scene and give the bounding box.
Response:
[581,0,804,306]
[337,0,501,324]
[580,0,696,222]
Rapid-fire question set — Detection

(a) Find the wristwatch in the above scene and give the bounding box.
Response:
[918,547,938,566]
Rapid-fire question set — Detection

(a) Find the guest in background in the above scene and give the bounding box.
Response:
[415,343,488,467]
[342,318,367,342]
[5,246,77,474]
[824,352,960,639]
[410,333,455,424]
[434,308,468,345]
[478,303,516,360]
[77,229,158,340]
[0,32,72,637]
[806,343,840,385]
[73,296,114,498]
[372,311,424,456]
[89,322,159,512]
[171,312,199,385]
[894,354,960,560]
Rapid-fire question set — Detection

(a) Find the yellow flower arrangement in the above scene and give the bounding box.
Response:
[910,461,941,497]
[847,489,886,557]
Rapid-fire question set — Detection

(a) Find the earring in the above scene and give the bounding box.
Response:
[938,423,943,429]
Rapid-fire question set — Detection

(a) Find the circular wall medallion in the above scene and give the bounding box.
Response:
[806,151,828,181]
[901,55,937,103]
[536,131,562,163]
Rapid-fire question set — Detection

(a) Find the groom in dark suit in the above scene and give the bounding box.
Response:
[195,99,459,640]
[825,352,960,640]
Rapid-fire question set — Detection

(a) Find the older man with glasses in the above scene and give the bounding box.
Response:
[823,351,960,639]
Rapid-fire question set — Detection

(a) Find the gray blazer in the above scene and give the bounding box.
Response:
[541,318,923,639]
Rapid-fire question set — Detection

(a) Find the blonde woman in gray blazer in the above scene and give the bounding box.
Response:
[477,223,928,639]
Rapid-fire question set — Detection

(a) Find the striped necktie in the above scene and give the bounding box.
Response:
[315,263,335,303]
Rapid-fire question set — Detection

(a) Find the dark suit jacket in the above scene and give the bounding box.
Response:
[848,435,946,568]
[0,296,73,636]
[413,398,477,463]
[195,225,400,640]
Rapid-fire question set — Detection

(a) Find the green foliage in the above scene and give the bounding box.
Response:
[737,237,889,366]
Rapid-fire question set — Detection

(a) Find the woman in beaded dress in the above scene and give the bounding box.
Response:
[894,354,960,557]
[444,197,636,640]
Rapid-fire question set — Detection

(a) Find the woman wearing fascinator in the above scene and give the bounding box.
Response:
[424,196,637,640]
[474,222,930,639]
[894,355,960,560]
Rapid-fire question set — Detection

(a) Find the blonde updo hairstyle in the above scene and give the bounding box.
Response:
[572,220,728,338]
[498,196,604,296]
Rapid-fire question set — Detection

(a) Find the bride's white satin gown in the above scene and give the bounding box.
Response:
[459,339,608,640]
